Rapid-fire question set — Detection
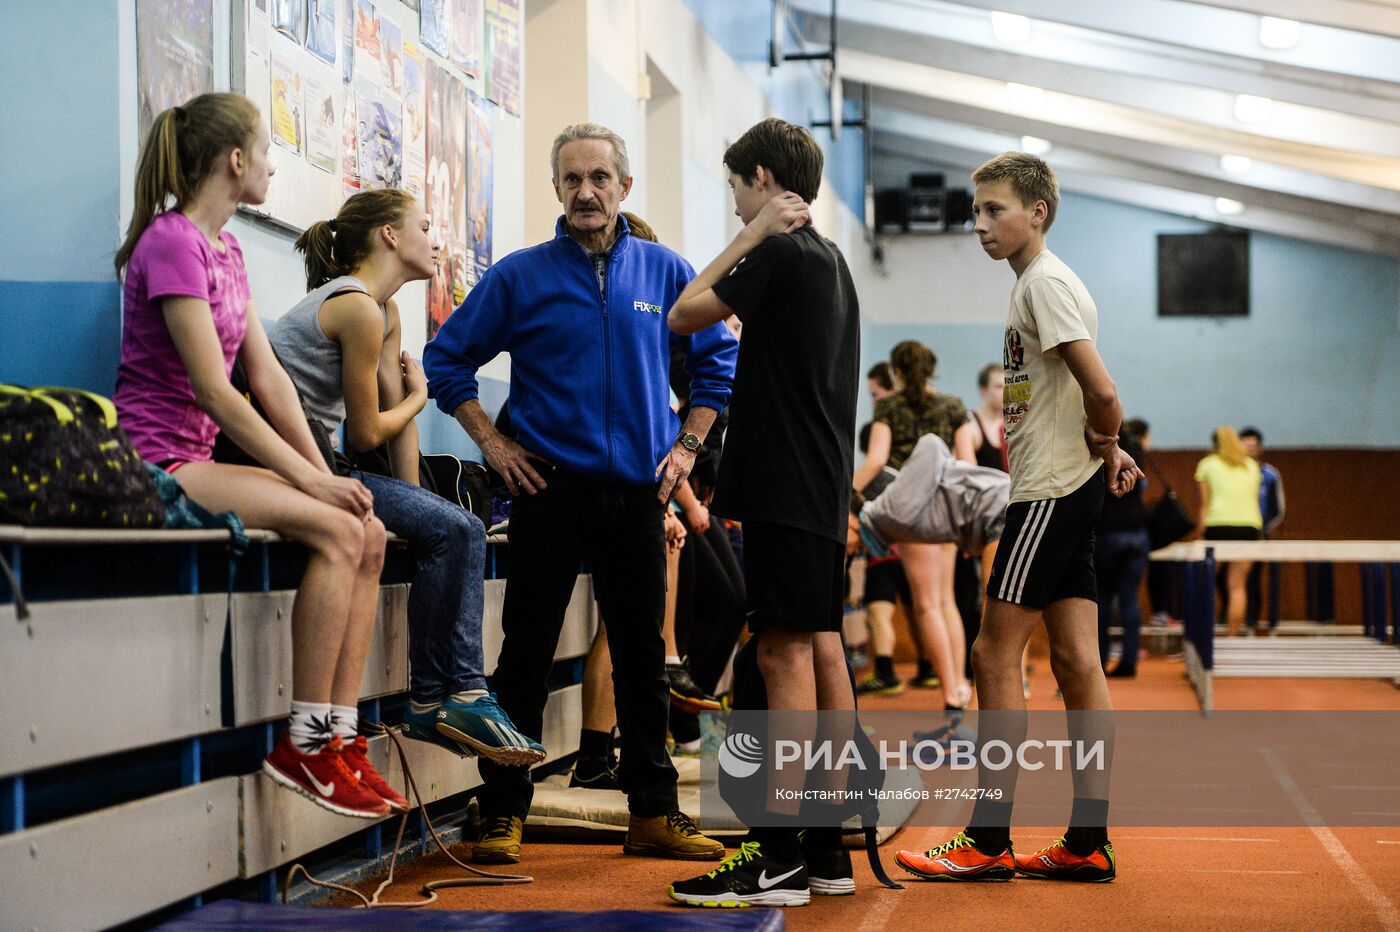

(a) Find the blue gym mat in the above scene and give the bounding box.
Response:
[156,900,786,930]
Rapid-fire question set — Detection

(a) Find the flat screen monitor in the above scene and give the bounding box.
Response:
[1157,230,1249,317]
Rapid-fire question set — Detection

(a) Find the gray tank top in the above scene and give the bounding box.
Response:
[267,275,386,439]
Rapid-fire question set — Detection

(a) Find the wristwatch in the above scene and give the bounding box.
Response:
[676,431,702,453]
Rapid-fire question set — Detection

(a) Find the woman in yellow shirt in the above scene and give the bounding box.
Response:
[1195,426,1263,637]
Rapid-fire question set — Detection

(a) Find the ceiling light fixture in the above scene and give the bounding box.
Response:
[1021,135,1052,155]
[1219,154,1253,174]
[1006,82,1045,109]
[1258,16,1301,50]
[1233,94,1273,124]
[1215,197,1245,215]
[990,11,1031,44]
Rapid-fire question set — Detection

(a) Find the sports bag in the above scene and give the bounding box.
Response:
[0,385,163,528]
[1138,449,1196,550]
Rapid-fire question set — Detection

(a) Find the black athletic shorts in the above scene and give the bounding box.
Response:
[743,520,845,633]
[985,472,1104,610]
[864,558,910,607]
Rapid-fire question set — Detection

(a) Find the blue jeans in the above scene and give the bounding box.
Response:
[356,471,488,700]
[1094,527,1150,672]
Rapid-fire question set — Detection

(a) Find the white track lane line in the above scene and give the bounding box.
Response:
[1137,869,1303,875]
[1262,748,1400,931]
[1115,836,1278,843]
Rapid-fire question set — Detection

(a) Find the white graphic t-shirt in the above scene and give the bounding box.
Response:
[1002,250,1101,503]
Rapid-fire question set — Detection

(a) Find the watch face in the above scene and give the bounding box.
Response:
[680,433,701,451]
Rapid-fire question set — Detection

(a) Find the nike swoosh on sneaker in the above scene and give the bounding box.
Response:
[300,763,335,797]
[757,866,803,889]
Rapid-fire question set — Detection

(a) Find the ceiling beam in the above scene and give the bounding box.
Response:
[1185,0,1400,42]
[871,106,1400,243]
[840,48,1400,191]
[793,9,1400,124]
[918,0,1400,85]
[874,132,1400,256]
[862,95,1400,215]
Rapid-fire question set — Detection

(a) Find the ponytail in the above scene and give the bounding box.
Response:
[115,93,261,278]
[294,220,342,290]
[116,108,184,277]
[890,339,937,410]
[296,188,417,290]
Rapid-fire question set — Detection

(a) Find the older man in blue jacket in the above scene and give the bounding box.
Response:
[425,122,737,866]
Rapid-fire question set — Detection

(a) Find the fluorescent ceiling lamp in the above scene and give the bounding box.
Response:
[1021,135,1052,155]
[1219,154,1253,174]
[1233,94,1273,124]
[1258,16,1301,50]
[990,11,1031,44]
[1215,197,1245,215]
[1006,82,1045,108]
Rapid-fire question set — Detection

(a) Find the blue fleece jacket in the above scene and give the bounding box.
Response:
[424,216,738,485]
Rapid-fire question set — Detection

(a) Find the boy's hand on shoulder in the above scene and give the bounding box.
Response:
[1103,447,1144,498]
[748,191,811,240]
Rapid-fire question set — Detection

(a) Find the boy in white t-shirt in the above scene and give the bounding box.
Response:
[896,152,1141,884]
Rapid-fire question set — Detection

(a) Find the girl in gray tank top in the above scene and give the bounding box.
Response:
[280,189,543,769]
[268,275,381,440]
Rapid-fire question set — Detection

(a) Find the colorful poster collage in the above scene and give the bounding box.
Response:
[425,60,468,338]
[484,0,519,116]
[220,0,497,334]
[136,0,214,142]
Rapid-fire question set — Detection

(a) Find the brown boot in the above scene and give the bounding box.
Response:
[624,809,726,860]
[473,815,524,864]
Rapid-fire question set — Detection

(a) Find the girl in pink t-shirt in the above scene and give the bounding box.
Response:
[114,93,402,819]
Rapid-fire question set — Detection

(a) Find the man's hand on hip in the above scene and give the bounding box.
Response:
[485,436,551,496]
[655,445,697,503]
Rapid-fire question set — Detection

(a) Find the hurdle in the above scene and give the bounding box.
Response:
[1150,540,1400,714]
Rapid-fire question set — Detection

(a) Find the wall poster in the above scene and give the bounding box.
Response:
[136,0,214,141]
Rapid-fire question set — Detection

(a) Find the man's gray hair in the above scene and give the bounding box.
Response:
[551,123,631,181]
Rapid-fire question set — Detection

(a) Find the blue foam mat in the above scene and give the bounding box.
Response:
[156,900,786,930]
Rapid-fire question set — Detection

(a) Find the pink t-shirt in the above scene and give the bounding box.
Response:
[114,212,250,463]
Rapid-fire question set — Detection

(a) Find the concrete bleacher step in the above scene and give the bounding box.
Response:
[1213,637,1400,678]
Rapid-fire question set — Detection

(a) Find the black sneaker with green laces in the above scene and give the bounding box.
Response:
[668,840,810,907]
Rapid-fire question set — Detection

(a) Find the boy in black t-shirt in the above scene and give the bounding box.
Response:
[664,118,861,908]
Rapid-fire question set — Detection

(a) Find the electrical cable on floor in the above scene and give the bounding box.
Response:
[283,722,532,908]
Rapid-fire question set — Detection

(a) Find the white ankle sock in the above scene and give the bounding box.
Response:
[289,701,334,754]
[450,689,489,704]
[665,654,682,666]
[411,699,442,715]
[331,704,358,741]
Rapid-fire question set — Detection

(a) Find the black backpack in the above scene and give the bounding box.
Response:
[0,385,163,528]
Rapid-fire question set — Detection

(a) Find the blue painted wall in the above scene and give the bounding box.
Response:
[0,2,124,393]
[680,0,867,221]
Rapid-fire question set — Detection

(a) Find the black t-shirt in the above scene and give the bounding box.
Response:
[709,226,860,543]
[1098,431,1148,532]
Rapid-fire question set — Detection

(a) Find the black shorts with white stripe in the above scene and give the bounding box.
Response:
[985,472,1105,610]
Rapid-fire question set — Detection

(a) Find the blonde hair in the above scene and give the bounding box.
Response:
[295,189,418,290]
[1212,425,1249,467]
[971,151,1060,232]
[116,93,262,277]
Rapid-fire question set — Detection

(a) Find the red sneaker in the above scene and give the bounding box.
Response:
[895,832,1015,882]
[1015,838,1116,882]
[341,736,410,813]
[262,733,391,819]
